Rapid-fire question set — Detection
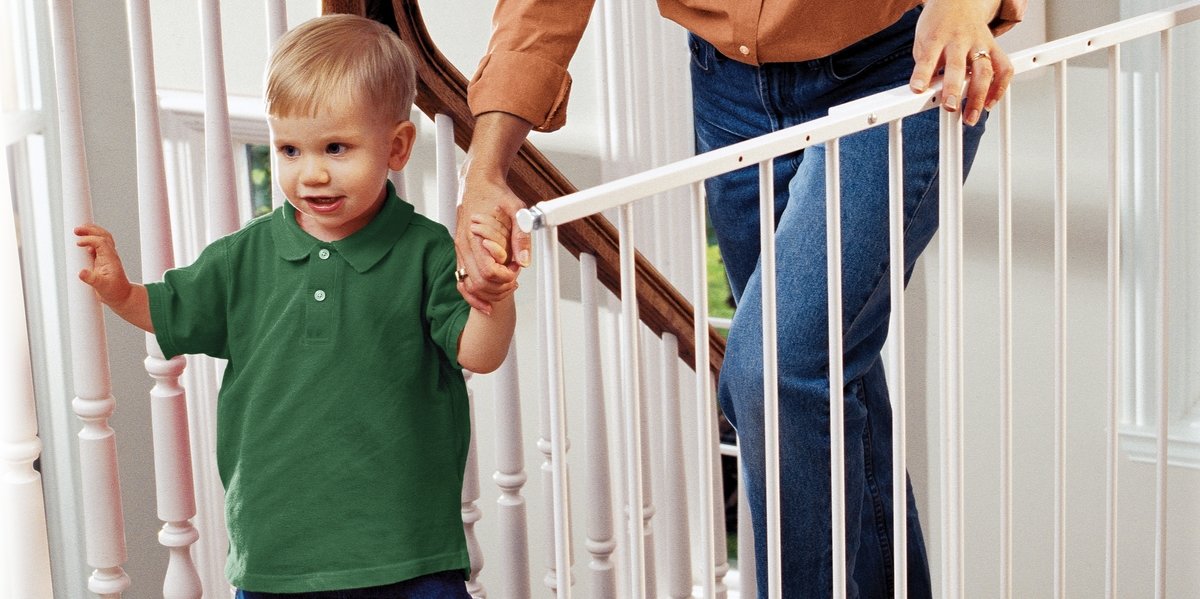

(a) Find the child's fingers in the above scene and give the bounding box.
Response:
[78,268,102,289]
[75,230,120,262]
[477,236,509,264]
[470,212,510,235]
[469,215,510,244]
[74,224,114,242]
[469,252,518,296]
[469,221,507,241]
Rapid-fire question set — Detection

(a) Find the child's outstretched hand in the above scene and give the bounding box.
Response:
[74,224,153,332]
[74,224,133,306]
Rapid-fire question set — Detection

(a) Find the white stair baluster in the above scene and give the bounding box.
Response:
[1,162,54,599]
[126,1,204,596]
[49,0,130,595]
[266,0,286,210]
[199,0,239,241]
[658,334,692,598]
[637,341,658,595]
[462,406,487,598]
[580,253,617,596]
[266,0,287,47]
[492,341,532,598]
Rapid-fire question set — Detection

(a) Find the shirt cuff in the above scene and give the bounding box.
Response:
[144,281,180,359]
[468,51,572,132]
[990,0,1028,37]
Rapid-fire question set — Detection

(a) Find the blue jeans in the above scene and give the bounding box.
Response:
[690,8,987,599]
[234,570,471,599]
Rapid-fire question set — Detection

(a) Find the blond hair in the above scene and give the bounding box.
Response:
[265,14,416,123]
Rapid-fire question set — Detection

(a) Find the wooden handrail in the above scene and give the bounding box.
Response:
[322,0,724,378]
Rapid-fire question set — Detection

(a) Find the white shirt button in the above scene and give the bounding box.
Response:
[738,45,750,56]
[314,290,326,302]
[318,248,330,259]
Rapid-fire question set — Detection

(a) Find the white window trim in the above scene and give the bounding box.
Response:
[1116,52,1200,471]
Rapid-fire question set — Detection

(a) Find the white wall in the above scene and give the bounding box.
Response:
[907,38,1200,599]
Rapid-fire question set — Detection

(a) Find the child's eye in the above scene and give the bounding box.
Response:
[278,145,299,158]
[326,143,346,155]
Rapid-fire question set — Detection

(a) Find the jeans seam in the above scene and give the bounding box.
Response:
[758,66,781,132]
[902,161,941,243]
[859,387,896,596]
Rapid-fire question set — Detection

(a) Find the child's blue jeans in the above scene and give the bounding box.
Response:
[690,6,988,599]
[234,570,471,598]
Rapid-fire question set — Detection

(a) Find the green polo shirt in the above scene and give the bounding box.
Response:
[146,185,472,593]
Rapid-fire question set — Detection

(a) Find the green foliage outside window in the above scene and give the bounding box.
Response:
[246,144,273,217]
[706,221,735,332]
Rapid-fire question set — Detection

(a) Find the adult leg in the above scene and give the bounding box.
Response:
[717,97,989,599]
[688,31,798,301]
[707,50,992,599]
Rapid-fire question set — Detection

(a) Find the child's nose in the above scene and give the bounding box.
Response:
[301,158,330,185]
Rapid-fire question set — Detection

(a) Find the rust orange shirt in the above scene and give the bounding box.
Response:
[468,0,1027,132]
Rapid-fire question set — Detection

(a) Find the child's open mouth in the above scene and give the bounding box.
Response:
[305,196,343,212]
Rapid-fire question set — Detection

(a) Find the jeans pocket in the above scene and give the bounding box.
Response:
[826,7,919,82]
[688,31,713,71]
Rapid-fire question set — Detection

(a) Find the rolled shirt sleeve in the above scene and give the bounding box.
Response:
[467,0,595,132]
[990,0,1029,37]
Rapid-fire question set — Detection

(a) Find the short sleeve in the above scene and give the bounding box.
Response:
[424,242,471,370]
[146,239,231,359]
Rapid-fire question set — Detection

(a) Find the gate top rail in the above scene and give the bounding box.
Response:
[518,0,1200,233]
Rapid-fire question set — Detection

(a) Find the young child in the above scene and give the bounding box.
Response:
[75,14,515,598]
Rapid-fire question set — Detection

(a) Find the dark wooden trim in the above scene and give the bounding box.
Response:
[323,0,725,379]
[321,0,364,17]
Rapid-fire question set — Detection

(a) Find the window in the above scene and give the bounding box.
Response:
[245,143,273,218]
[1117,35,1200,470]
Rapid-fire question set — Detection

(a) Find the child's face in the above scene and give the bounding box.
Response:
[269,103,414,241]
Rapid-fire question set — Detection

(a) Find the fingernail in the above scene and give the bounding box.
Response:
[967,109,980,125]
[985,100,997,112]
[518,250,530,266]
[910,79,926,92]
[944,96,959,111]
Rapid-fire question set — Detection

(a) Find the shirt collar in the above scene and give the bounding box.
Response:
[271,181,414,273]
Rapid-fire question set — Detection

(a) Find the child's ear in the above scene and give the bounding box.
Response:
[388,121,417,172]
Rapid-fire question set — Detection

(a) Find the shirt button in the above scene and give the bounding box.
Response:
[318,248,330,260]
[314,290,326,302]
[738,45,750,56]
